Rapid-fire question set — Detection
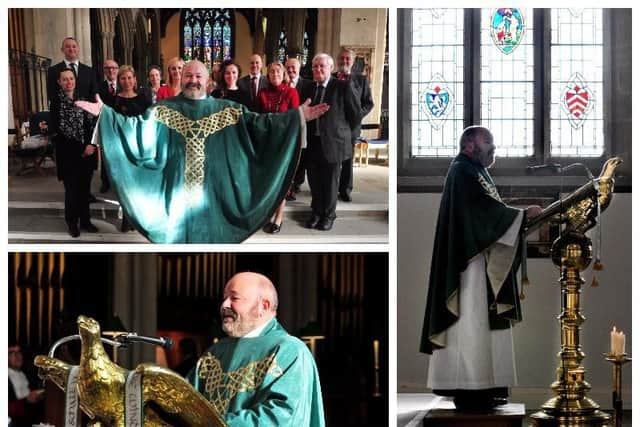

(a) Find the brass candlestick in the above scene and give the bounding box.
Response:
[604,353,631,427]
[530,232,610,427]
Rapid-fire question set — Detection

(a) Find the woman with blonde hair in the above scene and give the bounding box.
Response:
[156,57,184,101]
[256,62,300,234]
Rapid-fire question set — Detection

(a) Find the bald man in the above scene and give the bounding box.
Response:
[76,60,329,243]
[237,54,268,110]
[189,272,325,427]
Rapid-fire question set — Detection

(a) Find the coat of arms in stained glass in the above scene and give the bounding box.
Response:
[420,74,454,130]
[561,72,594,129]
[489,8,525,55]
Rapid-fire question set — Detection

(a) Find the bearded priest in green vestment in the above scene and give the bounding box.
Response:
[188,272,325,427]
[419,126,542,410]
[75,60,329,243]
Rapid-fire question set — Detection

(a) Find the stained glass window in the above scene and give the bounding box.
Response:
[302,31,310,67]
[410,9,464,157]
[550,9,603,157]
[277,28,288,64]
[181,9,233,70]
[481,8,534,157]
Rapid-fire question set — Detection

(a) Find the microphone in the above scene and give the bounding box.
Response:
[525,164,562,174]
[114,333,174,349]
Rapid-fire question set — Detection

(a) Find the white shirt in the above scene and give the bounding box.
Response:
[242,318,273,338]
[8,367,30,400]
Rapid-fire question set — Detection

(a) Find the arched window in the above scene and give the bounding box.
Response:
[277,27,288,64]
[181,9,234,70]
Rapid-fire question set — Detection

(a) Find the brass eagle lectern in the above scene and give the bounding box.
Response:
[34,315,226,427]
[527,157,622,427]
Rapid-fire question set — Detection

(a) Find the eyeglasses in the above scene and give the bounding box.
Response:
[8,350,22,356]
[104,66,118,70]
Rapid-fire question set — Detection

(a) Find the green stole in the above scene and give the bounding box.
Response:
[98,94,302,243]
[190,319,325,427]
[420,154,523,354]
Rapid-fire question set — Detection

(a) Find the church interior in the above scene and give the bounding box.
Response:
[397,8,632,426]
[9,252,388,426]
[7,8,389,243]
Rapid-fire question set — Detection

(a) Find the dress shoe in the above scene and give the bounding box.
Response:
[266,223,281,234]
[68,224,80,238]
[306,215,321,229]
[339,192,352,202]
[80,222,99,233]
[88,194,98,203]
[316,217,335,231]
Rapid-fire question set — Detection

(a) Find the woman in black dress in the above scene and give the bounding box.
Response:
[51,68,98,237]
[210,60,252,108]
[111,65,152,232]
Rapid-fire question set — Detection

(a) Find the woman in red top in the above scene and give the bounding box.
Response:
[256,62,300,234]
[156,57,184,101]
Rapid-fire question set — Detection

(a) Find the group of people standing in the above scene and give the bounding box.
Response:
[45,35,374,239]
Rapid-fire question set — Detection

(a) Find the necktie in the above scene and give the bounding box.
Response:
[109,82,115,96]
[251,76,258,100]
[313,84,325,136]
[313,84,325,105]
[70,62,77,77]
[339,72,350,81]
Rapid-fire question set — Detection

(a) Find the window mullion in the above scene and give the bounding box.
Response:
[537,8,551,162]
[466,9,481,127]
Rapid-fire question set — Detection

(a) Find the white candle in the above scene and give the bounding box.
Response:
[373,339,380,369]
[610,326,626,356]
[611,326,617,354]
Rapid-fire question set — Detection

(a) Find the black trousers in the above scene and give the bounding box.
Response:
[63,168,93,226]
[338,144,355,195]
[306,140,340,219]
[293,148,307,188]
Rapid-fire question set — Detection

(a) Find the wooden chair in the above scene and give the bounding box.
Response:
[357,123,389,166]
[11,112,53,175]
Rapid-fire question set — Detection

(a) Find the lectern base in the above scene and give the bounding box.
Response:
[424,403,525,427]
[529,409,611,427]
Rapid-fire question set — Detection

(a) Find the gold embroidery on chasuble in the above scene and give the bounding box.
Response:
[477,173,502,202]
[197,352,283,415]
[153,106,242,204]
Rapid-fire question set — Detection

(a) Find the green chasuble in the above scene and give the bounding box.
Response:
[420,153,523,354]
[189,319,325,427]
[97,94,302,243]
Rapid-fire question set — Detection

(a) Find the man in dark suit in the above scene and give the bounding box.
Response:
[47,37,98,106]
[98,59,119,108]
[96,59,119,192]
[302,53,360,231]
[335,47,374,202]
[286,57,311,196]
[237,53,268,111]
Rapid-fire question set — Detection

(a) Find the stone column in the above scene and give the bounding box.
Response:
[112,253,158,370]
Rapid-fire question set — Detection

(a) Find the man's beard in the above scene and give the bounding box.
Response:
[221,306,262,337]
[338,64,351,74]
[473,146,495,168]
[183,82,204,99]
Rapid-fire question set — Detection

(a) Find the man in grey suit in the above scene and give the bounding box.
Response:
[302,53,360,231]
[237,53,268,111]
[335,47,374,202]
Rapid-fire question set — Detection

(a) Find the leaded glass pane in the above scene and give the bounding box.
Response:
[481,8,534,157]
[182,9,233,66]
[277,30,288,64]
[222,24,232,61]
[550,8,603,157]
[410,9,464,157]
